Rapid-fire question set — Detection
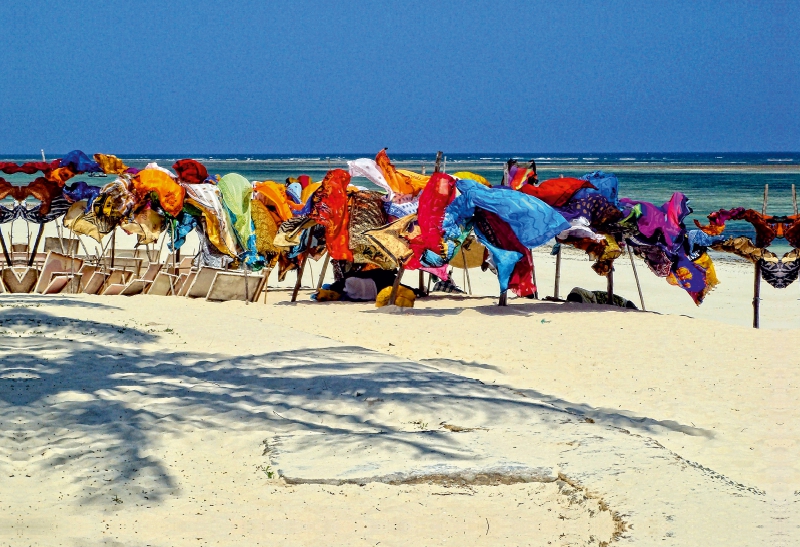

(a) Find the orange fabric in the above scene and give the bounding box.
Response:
[46,166,76,186]
[309,169,353,261]
[376,149,427,196]
[509,168,534,190]
[253,180,296,222]
[132,169,185,217]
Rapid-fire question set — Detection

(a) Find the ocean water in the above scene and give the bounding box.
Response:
[2,152,798,251]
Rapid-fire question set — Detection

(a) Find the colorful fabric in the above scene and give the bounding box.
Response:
[217,173,262,268]
[666,251,718,305]
[375,149,427,196]
[348,191,393,267]
[620,192,691,249]
[519,178,595,207]
[473,209,535,297]
[166,212,197,251]
[93,153,130,175]
[694,207,745,235]
[120,205,164,245]
[308,169,354,261]
[363,214,419,268]
[407,173,457,269]
[348,158,395,200]
[451,171,491,187]
[93,177,137,221]
[710,236,776,263]
[59,150,101,173]
[575,171,620,207]
[173,159,209,184]
[63,181,101,211]
[132,169,185,216]
[182,182,240,257]
[760,249,800,289]
[446,179,570,248]
[250,199,281,267]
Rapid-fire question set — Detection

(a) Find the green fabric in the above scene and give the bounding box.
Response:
[217,173,256,250]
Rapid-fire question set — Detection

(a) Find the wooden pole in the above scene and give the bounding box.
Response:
[316,252,330,289]
[461,247,473,295]
[27,224,45,267]
[434,151,443,173]
[388,265,405,305]
[0,228,11,266]
[291,253,308,302]
[498,290,507,306]
[793,184,798,216]
[628,247,646,311]
[606,266,614,306]
[419,270,425,295]
[553,246,562,299]
[754,184,768,329]
[110,228,116,268]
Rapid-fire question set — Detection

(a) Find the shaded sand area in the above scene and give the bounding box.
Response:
[0,288,796,545]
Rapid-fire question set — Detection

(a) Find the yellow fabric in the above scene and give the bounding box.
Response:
[301,182,321,204]
[182,183,239,257]
[119,207,164,245]
[253,180,303,223]
[251,199,280,259]
[448,235,486,269]
[315,289,342,302]
[451,171,491,187]
[396,169,431,191]
[63,201,104,242]
[93,154,130,175]
[375,285,416,308]
[363,213,419,268]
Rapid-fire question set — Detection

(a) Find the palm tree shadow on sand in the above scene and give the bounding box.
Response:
[0,297,710,506]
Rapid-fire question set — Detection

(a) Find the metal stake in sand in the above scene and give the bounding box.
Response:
[0,226,12,266]
[606,265,614,305]
[753,184,768,329]
[27,223,45,267]
[110,227,116,268]
[553,245,562,299]
[291,252,308,302]
[628,247,646,311]
[460,247,473,295]
[316,252,330,289]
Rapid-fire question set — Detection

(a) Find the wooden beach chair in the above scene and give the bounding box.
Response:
[206,271,266,303]
[147,272,178,296]
[107,262,165,296]
[33,252,84,294]
[185,266,224,299]
[81,270,108,295]
[1,267,39,293]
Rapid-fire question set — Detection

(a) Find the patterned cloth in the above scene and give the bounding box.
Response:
[760,249,800,289]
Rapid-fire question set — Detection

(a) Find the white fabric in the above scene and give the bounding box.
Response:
[344,277,378,301]
[348,158,393,201]
[557,217,605,242]
[144,162,177,179]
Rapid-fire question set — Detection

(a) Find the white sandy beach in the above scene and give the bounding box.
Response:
[0,245,797,546]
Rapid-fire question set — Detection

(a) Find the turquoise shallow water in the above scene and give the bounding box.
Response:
[2,152,798,251]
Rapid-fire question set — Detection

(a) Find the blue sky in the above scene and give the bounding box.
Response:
[0,1,797,153]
